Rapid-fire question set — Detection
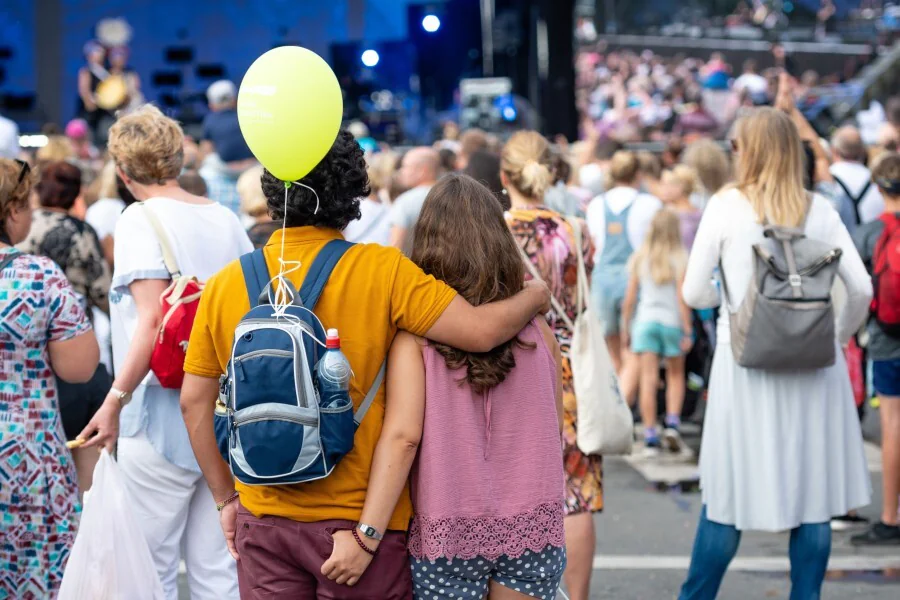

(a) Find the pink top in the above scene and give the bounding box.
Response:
[408,320,566,561]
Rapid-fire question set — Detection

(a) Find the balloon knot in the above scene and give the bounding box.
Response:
[284,181,291,189]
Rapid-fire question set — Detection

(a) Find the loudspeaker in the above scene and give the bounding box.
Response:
[492,0,577,139]
[164,46,194,64]
[2,93,36,112]
[196,63,226,79]
[152,71,183,87]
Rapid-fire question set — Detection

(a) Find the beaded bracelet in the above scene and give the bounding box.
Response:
[351,528,377,556]
[216,491,240,512]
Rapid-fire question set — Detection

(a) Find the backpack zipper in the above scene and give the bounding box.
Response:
[235,348,294,362]
[234,412,317,428]
[765,249,841,279]
[233,350,296,382]
[240,318,317,335]
[798,249,841,276]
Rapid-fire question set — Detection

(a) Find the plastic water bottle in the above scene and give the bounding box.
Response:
[316,328,352,409]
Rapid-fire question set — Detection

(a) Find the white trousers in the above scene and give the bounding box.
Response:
[118,434,238,600]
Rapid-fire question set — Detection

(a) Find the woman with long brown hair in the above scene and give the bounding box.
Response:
[502,131,599,600]
[361,173,566,599]
[679,107,872,598]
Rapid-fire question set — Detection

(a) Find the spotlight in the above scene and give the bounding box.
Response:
[361,49,379,68]
[422,14,441,33]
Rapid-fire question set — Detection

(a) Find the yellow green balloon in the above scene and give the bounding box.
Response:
[238,47,343,182]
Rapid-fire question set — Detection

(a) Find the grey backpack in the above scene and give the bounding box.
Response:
[722,224,842,371]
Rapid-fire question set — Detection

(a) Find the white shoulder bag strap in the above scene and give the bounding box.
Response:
[566,216,590,319]
[140,203,182,278]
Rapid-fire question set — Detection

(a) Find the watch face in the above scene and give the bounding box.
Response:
[362,526,375,537]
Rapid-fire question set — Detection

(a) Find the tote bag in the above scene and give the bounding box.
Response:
[518,218,633,455]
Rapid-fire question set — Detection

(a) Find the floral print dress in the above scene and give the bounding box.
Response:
[506,207,603,515]
[0,249,91,598]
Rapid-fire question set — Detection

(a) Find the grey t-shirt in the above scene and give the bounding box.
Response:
[389,185,432,254]
[852,217,900,360]
[389,185,432,229]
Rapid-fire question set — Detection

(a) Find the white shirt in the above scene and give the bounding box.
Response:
[578,163,606,198]
[343,198,391,245]
[86,197,127,372]
[109,198,253,382]
[85,197,126,241]
[733,73,768,96]
[0,114,19,160]
[585,186,662,260]
[830,161,884,224]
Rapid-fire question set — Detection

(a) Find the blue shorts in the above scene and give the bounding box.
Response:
[631,321,684,358]
[873,359,900,397]
[410,546,566,600]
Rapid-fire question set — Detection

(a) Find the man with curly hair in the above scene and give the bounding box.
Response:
[180,130,551,599]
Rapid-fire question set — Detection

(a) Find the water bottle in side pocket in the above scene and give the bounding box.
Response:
[316,328,352,409]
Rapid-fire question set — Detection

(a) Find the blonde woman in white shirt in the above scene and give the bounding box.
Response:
[678,107,872,599]
[78,105,250,600]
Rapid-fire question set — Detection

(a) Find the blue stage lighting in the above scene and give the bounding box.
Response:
[422,14,441,33]
[361,49,379,67]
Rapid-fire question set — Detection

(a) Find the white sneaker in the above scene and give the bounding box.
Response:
[663,427,684,453]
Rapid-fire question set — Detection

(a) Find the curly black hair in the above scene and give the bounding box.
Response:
[261,130,369,230]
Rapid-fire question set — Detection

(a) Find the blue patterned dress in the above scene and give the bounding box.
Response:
[0,248,91,599]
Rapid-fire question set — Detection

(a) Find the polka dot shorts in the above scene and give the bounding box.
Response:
[410,545,566,599]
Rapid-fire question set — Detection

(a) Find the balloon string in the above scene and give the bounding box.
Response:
[271,180,321,319]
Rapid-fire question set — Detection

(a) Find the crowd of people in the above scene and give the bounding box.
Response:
[1,65,900,600]
[574,46,890,146]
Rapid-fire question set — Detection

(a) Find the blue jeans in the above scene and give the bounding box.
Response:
[679,506,831,600]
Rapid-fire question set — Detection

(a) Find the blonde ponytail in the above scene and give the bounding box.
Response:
[501,131,554,200]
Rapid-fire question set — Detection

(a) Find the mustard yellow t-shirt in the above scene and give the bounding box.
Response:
[184,226,456,531]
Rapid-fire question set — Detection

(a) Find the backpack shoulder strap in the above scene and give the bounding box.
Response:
[832,176,868,225]
[140,203,181,277]
[354,360,386,426]
[299,239,354,309]
[239,249,271,308]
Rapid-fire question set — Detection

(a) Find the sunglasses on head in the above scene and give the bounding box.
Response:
[14,159,30,186]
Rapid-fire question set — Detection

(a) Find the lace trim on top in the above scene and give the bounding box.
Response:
[408,500,565,561]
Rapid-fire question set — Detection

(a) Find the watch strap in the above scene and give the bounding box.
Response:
[357,523,384,541]
[110,386,132,407]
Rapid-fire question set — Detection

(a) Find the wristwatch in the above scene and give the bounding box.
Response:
[110,386,133,408]
[357,523,384,542]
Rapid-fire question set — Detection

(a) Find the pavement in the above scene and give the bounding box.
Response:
[584,410,900,600]
[178,408,900,599]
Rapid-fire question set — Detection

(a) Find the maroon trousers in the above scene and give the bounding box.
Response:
[235,504,413,599]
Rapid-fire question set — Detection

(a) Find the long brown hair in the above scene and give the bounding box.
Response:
[411,174,535,392]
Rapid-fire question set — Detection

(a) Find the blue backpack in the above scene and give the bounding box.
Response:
[214,240,385,486]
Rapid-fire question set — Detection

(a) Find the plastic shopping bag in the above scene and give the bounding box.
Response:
[58,450,164,600]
